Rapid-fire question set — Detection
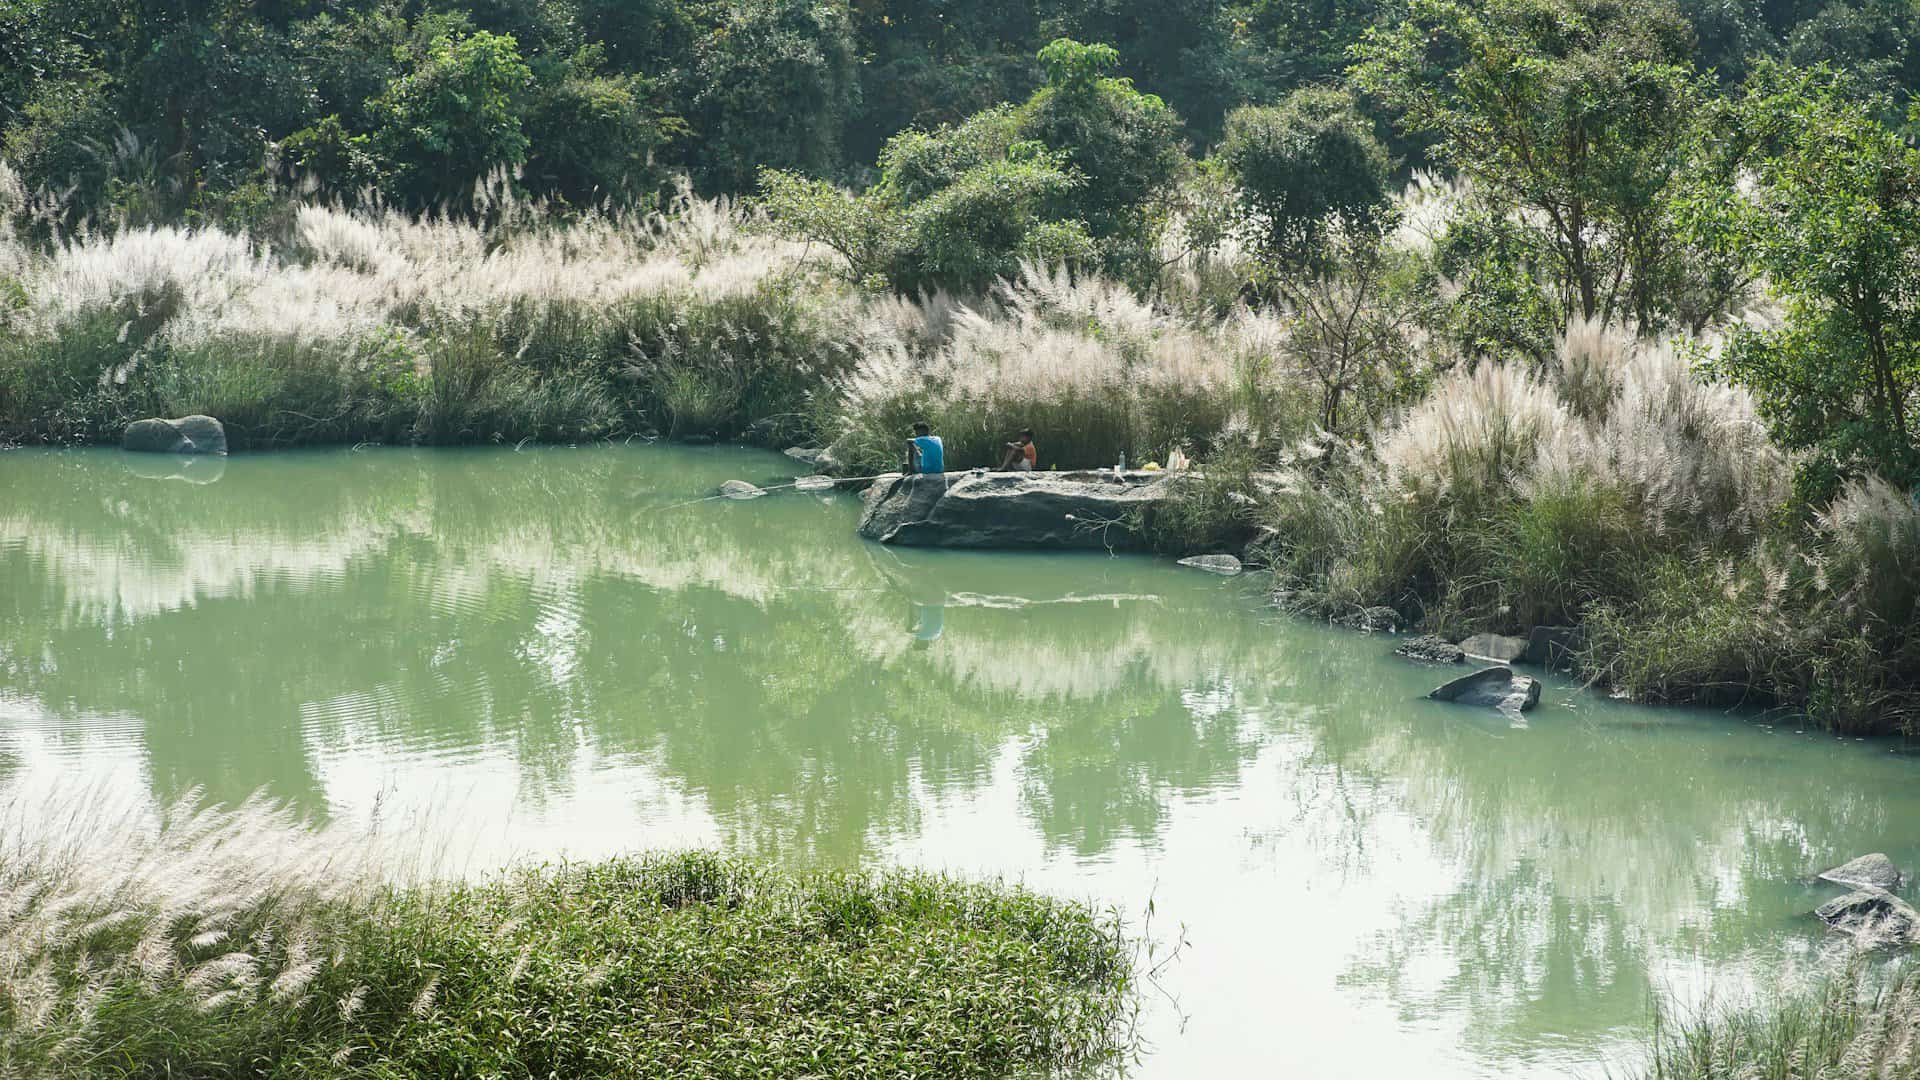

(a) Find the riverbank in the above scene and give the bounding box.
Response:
[0,794,1138,1078]
[3,189,1915,734]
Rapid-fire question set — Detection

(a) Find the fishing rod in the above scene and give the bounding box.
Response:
[659,470,910,510]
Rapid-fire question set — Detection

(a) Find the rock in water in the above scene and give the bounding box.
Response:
[856,470,1176,550]
[783,446,825,466]
[1525,625,1583,669]
[794,475,836,492]
[1428,666,1541,712]
[1334,606,1401,633]
[1396,635,1465,664]
[718,480,765,499]
[1815,889,1920,946]
[1177,554,1243,575]
[1458,633,1529,663]
[1820,853,1903,892]
[122,415,227,455]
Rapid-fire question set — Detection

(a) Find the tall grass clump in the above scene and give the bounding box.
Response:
[1636,959,1920,1080]
[827,262,1310,473]
[0,176,864,449]
[0,789,1141,1078]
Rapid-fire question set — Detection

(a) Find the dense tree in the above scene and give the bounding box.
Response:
[1694,65,1920,492]
[1217,87,1392,266]
[372,29,534,207]
[680,0,858,193]
[1353,0,1707,328]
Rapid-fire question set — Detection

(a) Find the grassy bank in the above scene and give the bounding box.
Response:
[1635,960,1920,1079]
[4,171,1916,733]
[1247,319,1920,735]
[0,794,1138,1078]
[0,172,1284,462]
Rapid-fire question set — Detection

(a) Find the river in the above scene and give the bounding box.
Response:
[2,444,1911,1077]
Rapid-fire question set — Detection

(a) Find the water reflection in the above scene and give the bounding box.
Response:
[3,445,1917,1077]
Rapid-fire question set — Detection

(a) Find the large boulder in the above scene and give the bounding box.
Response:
[857,470,1178,550]
[1820,853,1903,892]
[1525,625,1584,669]
[1459,633,1529,663]
[1815,889,1920,946]
[122,415,227,455]
[1429,666,1541,712]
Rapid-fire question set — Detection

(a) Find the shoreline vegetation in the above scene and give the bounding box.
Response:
[1633,960,1920,1080]
[3,169,1916,735]
[0,793,1141,1078]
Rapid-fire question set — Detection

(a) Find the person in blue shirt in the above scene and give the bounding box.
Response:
[906,421,945,475]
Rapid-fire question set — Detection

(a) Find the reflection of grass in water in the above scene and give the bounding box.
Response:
[0,787,1140,1078]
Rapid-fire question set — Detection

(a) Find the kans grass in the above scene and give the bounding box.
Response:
[2,161,1916,729]
[1634,960,1920,1080]
[0,791,1140,1078]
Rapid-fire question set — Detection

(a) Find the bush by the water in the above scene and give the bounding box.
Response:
[0,791,1138,1078]
[1255,318,1920,732]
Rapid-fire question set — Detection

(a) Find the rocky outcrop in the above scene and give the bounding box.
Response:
[122,415,227,455]
[1459,633,1529,664]
[1429,666,1541,712]
[857,470,1177,550]
[1396,635,1465,664]
[1820,853,1903,892]
[1815,889,1920,946]
[1176,554,1243,575]
[1525,625,1583,669]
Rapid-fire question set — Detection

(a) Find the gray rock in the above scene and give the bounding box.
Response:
[718,480,765,499]
[1176,554,1243,575]
[1459,633,1529,663]
[1820,853,1903,892]
[1396,634,1465,664]
[1335,606,1401,633]
[1525,625,1584,669]
[1429,666,1541,712]
[122,415,227,455]
[1815,889,1920,946]
[857,470,1180,550]
[783,446,825,467]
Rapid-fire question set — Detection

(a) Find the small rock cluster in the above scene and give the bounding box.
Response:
[1812,853,1915,947]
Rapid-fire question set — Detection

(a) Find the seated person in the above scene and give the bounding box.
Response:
[997,429,1037,471]
[906,421,945,475]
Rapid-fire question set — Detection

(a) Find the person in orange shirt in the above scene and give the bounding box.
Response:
[998,428,1037,471]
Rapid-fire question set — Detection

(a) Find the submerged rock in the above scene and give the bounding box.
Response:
[1820,853,1903,892]
[1525,625,1584,669]
[718,480,765,499]
[1396,635,1465,664]
[1428,666,1541,712]
[1815,889,1920,946]
[857,471,1178,550]
[1458,633,1528,664]
[1176,554,1243,575]
[122,415,227,455]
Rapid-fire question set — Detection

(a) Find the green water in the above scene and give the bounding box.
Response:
[3,444,1914,1076]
